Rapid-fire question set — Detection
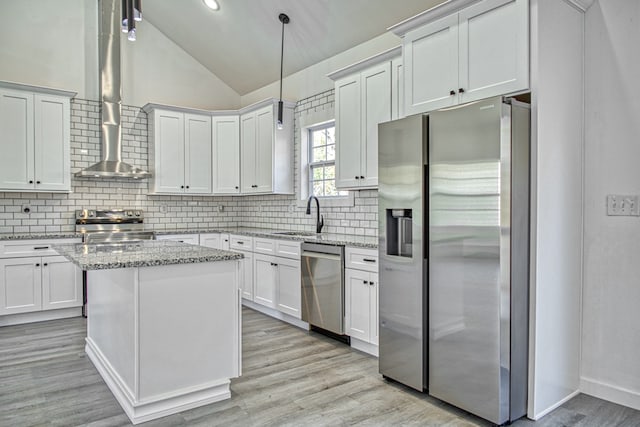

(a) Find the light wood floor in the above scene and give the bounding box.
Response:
[1,308,639,426]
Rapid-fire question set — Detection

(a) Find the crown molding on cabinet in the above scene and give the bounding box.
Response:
[327,46,402,81]
[563,0,595,12]
[387,0,483,36]
[0,80,77,98]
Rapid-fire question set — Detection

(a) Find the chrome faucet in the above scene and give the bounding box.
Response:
[306,196,324,233]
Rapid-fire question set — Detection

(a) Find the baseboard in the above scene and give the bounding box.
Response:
[350,337,378,357]
[86,338,231,425]
[242,299,309,330]
[0,307,82,326]
[581,376,640,412]
[528,389,580,420]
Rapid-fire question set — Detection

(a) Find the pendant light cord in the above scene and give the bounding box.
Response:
[278,14,289,102]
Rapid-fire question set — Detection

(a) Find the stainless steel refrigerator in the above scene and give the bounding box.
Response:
[378,96,530,425]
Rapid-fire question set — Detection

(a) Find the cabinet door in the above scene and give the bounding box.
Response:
[42,256,81,310]
[212,115,240,194]
[345,268,371,342]
[154,110,185,193]
[0,89,34,190]
[361,62,391,188]
[391,59,404,121]
[240,112,257,193]
[34,95,70,191]
[458,0,528,104]
[276,257,301,319]
[369,272,379,346]
[199,233,222,249]
[253,254,276,309]
[254,106,274,193]
[335,75,362,189]
[184,113,212,194]
[404,13,459,114]
[0,257,42,315]
[239,250,254,301]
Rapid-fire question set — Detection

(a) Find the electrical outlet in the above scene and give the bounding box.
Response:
[159,204,168,214]
[218,205,224,212]
[607,195,640,216]
[288,204,295,213]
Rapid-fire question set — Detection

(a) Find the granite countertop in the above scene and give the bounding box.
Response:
[54,240,244,270]
[156,227,378,249]
[1,227,378,249]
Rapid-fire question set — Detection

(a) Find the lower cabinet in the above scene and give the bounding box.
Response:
[253,254,301,318]
[254,254,277,308]
[345,268,379,345]
[0,255,82,315]
[237,250,254,301]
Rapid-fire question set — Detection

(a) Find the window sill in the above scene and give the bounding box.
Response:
[296,192,354,209]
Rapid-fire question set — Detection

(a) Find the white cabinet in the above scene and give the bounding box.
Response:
[240,100,294,194]
[0,239,82,317]
[344,247,379,352]
[253,252,301,318]
[396,0,529,114]
[0,83,73,192]
[212,115,240,194]
[200,233,229,249]
[155,234,200,245]
[254,253,277,308]
[229,235,254,300]
[145,105,212,195]
[391,58,405,120]
[329,48,399,190]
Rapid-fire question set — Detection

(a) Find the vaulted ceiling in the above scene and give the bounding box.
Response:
[143,0,447,95]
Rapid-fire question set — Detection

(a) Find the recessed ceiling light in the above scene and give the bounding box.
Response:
[203,0,219,11]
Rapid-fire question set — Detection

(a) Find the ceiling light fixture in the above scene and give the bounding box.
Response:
[121,0,142,41]
[203,0,220,11]
[277,13,290,131]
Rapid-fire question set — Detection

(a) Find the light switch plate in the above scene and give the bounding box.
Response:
[607,195,640,216]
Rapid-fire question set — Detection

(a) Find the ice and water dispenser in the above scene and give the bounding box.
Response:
[386,209,413,258]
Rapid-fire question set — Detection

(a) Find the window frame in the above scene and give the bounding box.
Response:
[307,122,344,199]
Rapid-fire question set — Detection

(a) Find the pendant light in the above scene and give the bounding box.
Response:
[277,13,290,130]
[121,0,142,41]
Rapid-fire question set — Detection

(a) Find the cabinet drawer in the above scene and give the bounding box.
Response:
[275,240,301,260]
[229,234,252,251]
[345,247,378,273]
[253,237,276,255]
[0,238,80,258]
[155,234,200,245]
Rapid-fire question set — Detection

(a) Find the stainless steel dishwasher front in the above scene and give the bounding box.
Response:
[301,242,345,335]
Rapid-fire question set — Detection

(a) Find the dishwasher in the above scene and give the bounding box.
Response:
[301,242,348,341]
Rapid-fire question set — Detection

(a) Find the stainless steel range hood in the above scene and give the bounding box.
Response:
[76,0,151,179]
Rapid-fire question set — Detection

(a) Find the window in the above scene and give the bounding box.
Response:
[308,123,347,198]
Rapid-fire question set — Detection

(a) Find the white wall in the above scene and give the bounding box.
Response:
[581,0,640,411]
[528,0,584,419]
[0,0,99,99]
[0,0,240,109]
[240,32,401,107]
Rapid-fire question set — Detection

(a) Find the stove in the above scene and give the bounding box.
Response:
[76,209,155,317]
[75,209,155,243]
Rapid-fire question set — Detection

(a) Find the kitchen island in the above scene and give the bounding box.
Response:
[54,240,243,425]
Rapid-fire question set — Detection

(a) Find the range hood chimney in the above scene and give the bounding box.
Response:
[76,0,151,179]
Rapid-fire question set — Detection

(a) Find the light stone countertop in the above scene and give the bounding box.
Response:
[0,227,378,249]
[54,240,243,270]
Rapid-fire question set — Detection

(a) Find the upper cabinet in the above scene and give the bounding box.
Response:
[145,105,213,195]
[329,47,401,190]
[0,82,75,192]
[212,115,240,194]
[240,100,294,195]
[390,0,529,114]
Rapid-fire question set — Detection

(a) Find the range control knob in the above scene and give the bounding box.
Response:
[134,211,141,217]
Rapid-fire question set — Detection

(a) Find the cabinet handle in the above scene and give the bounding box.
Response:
[458,88,465,93]
[360,176,364,179]
[363,280,368,284]
[34,246,49,250]
[370,281,374,286]
[35,263,40,267]
[29,180,34,184]
[362,258,377,263]
[186,185,190,189]
[43,263,48,267]
[180,185,184,189]
[355,176,359,180]
[224,239,229,242]
[237,241,244,245]
[36,181,41,184]
[235,186,239,189]
[449,90,456,96]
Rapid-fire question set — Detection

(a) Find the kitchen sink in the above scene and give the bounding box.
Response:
[272,231,317,237]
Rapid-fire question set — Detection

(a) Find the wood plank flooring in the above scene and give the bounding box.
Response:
[1,308,639,426]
